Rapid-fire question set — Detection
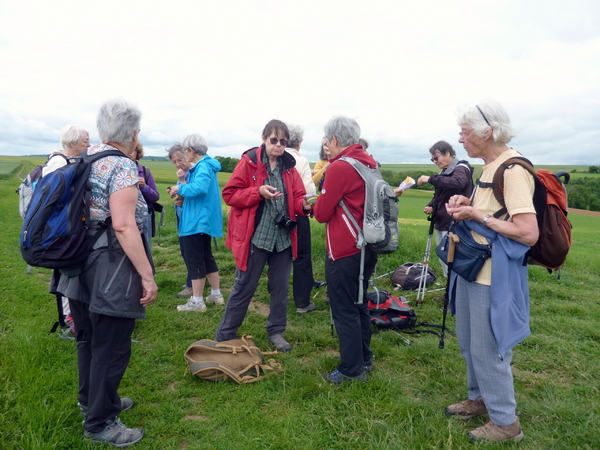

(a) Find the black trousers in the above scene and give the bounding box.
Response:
[69,299,135,433]
[326,249,378,377]
[292,215,314,308]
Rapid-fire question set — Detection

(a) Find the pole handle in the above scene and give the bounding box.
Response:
[447,232,459,264]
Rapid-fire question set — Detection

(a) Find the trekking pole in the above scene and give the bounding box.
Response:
[439,232,458,350]
[416,213,436,303]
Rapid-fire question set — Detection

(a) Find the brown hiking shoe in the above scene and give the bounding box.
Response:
[445,398,488,420]
[468,417,525,443]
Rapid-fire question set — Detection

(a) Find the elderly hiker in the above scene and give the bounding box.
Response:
[313,116,378,384]
[444,100,538,443]
[69,98,158,447]
[215,119,311,351]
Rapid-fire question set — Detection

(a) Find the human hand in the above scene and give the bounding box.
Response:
[424,206,433,214]
[176,168,185,180]
[393,188,404,197]
[417,175,430,186]
[259,185,283,200]
[138,177,146,189]
[167,185,179,197]
[140,278,158,306]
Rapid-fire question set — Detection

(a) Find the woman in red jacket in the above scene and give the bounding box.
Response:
[313,115,378,384]
[215,120,311,351]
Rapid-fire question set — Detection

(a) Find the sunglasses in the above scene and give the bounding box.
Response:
[430,155,440,163]
[269,137,288,146]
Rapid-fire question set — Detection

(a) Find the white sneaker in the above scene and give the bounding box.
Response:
[177,298,207,312]
[206,294,224,305]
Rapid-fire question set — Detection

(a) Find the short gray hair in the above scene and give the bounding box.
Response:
[457,99,515,144]
[182,134,208,156]
[324,116,361,148]
[96,98,141,145]
[60,124,88,149]
[167,143,186,160]
[287,124,304,149]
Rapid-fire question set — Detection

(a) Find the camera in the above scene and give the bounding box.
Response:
[274,213,297,231]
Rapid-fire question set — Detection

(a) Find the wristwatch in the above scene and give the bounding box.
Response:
[482,215,491,228]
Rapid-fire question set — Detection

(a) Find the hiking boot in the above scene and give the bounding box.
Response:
[177,298,207,312]
[206,294,225,305]
[177,286,193,298]
[363,359,374,373]
[445,398,488,420]
[296,302,316,314]
[322,369,368,385]
[84,417,144,447]
[468,417,525,443]
[79,397,134,416]
[268,333,291,352]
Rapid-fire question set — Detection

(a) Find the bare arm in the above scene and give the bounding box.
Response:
[109,185,158,306]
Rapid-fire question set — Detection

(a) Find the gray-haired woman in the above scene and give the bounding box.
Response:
[444,99,538,443]
[69,98,158,447]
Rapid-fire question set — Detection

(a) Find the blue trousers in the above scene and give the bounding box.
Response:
[455,276,517,426]
[215,245,292,341]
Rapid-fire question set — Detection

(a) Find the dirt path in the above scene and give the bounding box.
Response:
[570,208,600,217]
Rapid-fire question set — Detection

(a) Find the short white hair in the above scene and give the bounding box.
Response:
[457,99,515,144]
[324,116,361,147]
[182,134,208,156]
[96,98,141,145]
[60,124,88,149]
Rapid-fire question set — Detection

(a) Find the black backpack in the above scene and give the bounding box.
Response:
[20,149,126,269]
[390,262,436,290]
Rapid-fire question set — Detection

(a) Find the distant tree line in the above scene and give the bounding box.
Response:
[380,169,438,191]
[214,156,240,173]
[567,177,600,211]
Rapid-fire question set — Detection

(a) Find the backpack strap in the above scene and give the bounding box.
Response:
[476,156,537,219]
[339,199,367,305]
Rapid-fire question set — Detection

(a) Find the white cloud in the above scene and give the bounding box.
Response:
[0,0,599,165]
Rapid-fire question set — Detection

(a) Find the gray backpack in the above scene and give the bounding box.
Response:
[338,156,399,254]
[338,156,400,304]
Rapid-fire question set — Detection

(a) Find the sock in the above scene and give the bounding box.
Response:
[192,296,204,304]
[211,289,221,296]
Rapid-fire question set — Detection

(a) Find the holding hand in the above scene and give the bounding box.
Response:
[259,185,283,200]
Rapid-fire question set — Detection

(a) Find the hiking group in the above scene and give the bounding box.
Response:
[21,97,565,446]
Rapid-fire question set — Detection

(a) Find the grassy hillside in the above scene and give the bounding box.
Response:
[0,158,599,449]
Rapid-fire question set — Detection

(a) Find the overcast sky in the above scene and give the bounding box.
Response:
[1,0,599,165]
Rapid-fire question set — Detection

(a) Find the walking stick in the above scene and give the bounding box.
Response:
[416,212,436,303]
[439,232,458,349]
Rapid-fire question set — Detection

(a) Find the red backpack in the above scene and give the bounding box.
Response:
[479,156,572,272]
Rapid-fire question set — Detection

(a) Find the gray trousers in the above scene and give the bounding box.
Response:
[455,276,517,426]
[215,245,292,341]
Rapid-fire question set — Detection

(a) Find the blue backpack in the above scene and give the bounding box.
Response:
[20,149,125,269]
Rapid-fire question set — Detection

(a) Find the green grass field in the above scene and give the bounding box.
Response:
[1,158,599,449]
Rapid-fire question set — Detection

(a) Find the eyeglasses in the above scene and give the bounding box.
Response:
[269,138,288,146]
[476,105,491,126]
[430,155,440,163]
[459,129,473,138]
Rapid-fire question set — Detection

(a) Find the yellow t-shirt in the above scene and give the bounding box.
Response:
[470,149,536,285]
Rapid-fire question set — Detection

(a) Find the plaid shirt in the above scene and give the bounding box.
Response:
[251,153,291,252]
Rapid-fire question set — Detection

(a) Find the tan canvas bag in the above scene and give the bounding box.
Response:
[184,336,283,384]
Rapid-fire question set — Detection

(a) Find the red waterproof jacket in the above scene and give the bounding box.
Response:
[313,144,377,260]
[222,145,307,271]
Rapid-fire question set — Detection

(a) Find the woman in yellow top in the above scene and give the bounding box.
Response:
[311,141,331,192]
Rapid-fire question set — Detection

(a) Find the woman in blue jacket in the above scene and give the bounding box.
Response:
[167,134,223,312]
